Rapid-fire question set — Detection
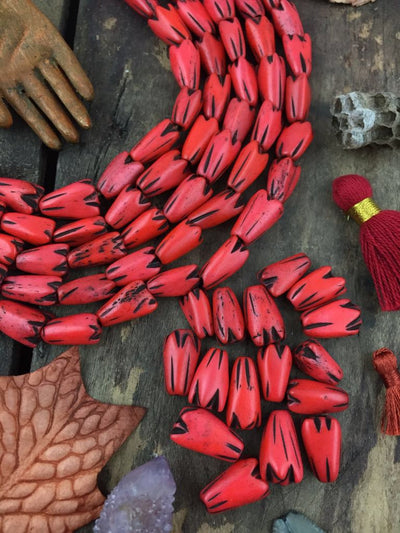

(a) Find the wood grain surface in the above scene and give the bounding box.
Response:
[1,0,400,531]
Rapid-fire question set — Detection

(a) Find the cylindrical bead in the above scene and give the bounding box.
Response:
[41,313,102,345]
[1,213,55,245]
[105,187,151,229]
[179,288,214,338]
[58,274,117,305]
[301,299,362,338]
[16,243,69,276]
[67,232,127,268]
[106,247,161,286]
[147,264,200,297]
[2,275,62,306]
[287,379,349,414]
[53,216,107,247]
[96,152,144,199]
[39,179,100,219]
[121,208,169,249]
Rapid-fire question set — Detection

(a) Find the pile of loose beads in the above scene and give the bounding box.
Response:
[164,253,361,512]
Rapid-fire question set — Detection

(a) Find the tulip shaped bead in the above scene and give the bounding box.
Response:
[257,54,286,111]
[0,299,49,347]
[187,189,244,230]
[301,416,342,483]
[196,32,226,77]
[222,98,256,144]
[212,287,245,344]
[169,39,201,90]
[130,119,181,164]
[203,0,235,23]
[181,115,219,165]
[176,0,215,38]
[197,129,241,184]
[0,234,24,265]
[219,17,246,62]
[228,140,269,193]
[259,410,303,485]
[226,357,261,430]
[53,217,107,247]
[105,187,151,229]
[257,252,311,297]
[293,340,343,385]
[251,100,282,152]
[200,459,269,513]
[203,74,231,121]
[147,5,191,45]
[58,274,117,305]
[179,288,214,338]
[106,247,161,286]
[39,179,100,219]
[67,232,126,268]
[163,175,213,224]
[136,150,190,197]
[170,406,244,462]
[121,208,169,249]
[147,265,200,297]
[276,121,313,161]
[266,157,301,203]
[171,87,202,129]
[285,74,311,123]
[1,213,55,245]
[200,237,249,290]
[41,313,102,345]
[265,0,304,37]
[188,348,229,412]
[155,221,203,264]
[257,344,292,402]
[245,16,275,62]
[301,299,362,338]
[96,151,144,199]
[125,0,157,18]
[2,275,61,306]
[163,329,201,396]
[235,0,265,18]
[243,284,285,346]
[16,243,69,276]
[0,177,44,214]
[229,57,258,107]
[282,33,312,77]
[287,379,349,414]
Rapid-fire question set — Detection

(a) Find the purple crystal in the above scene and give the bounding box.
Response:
[94,456,176,533]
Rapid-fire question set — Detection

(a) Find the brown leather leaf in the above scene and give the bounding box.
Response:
[0,346,146,533]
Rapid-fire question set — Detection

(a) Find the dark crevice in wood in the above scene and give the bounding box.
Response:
[40,144,59,192]
[62,0,81,48]
[9,345,33,376]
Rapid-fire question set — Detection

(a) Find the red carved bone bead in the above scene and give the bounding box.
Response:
[257,344,292,402]
[41,313,102,345]
[212,286,245,344]
[124,0,157,18]
[196,33,226,77]
[245,16,275,62]
[67,232,126,269]
[170,406,244,461]
[1,213,55,245]
[180,288,214,338]
[53,216,107,247]
[147,264,200,297]
[266,157,300,202]
[243,284,285,345]
[97,280,158,326]
[231,190,284,245]
[228,141,269,193]
[2,275,61,306]
[200,236,249,289]
[226,357,261,430]
[58,274,117,305]
[130,119,180,164]
[106,247,161,286]
[235,0,265,18]
[16,243,69,276]
[259,410,303,485]
[282,33,312,77]
[188,347,229,411]
[301,299,361,338]
[251,100,282,152]
[203,0,235,23]
[219,17,246,62]
[121,208,169,249]
[257,54,286,111]
[287,379,349,414]
[203,74,231,122]
[0,234,24,265]
[200,459,269,513]
[287,266,346,311]
[197,129,241,183]
[264,0,304,37]
[148,4,191,45]
[96,152,144,199]
[163,329,201,396]
[181,115,219,165]
[105,187,151,229]
[176,0,215,37]
[293,340,343,385]
[276,121,313,161]
[301,416,342,483]
[285,74,311,122]
[136,150,190,197]
[0,177,44,214]
[229,57,258,107]
[0,299,48,347]
[222,98,256,144]
[257,252,311,297]
[187,188,244,229]
[169,39,201,90]
[156,221,203,264]
[39,179,100,219]
[163,175,213,224]
[171,88,203,130]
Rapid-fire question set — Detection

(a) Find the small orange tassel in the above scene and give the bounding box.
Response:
[372,348,400,436]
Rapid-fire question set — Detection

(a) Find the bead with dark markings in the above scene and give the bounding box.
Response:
[243,284,285,345]
[293,340,343,385]
[171,88,202,130]
[266,157,301,202]
[179,288,214,338]
[257,54,286,110]
[124,0,157,18]
[163,328,201,396]
[105,186,151,229]
[196,32,226,76]
[170,406,244,461]
[163,175,213,224]
[251,99,282,152]
[106,247,161,286]
[0,299,49,347]
[121,208,169,249]
[264,0,304,37]
[203,74,231,121]
[301,416,342,483]
[176,0,215,37]
[147,264,200,297]
[156,222,203,264]
[97,280,158,326]
[188,348,229,412]
[130,119,181,164]
[228,140,269,193]
[257,252,311,297]
[53,216,107,247]
[259,410,303,485]
[41,313,102,345]
[68,232,126,268]
[245,16,275,62]
[222,98,256,144]
[39,179,100,219]
[287,379,349,414]
[285,74,311,122]
[1,213,55,245]
[200,236,249,289]
[170,39,201,90]
[16,243,69,276]
[96,152,144,199]
[301,298,361,338]
[235,0,264,18]
[219,17,246,62]
[0,234,24,265]
[58,274,117,305]
[197,129,241,184]
[229,57,258,107]
[226,356,261,430]
[0,177,44,214]
[203,0,235,23]
[147,4,191,45]
[282,33,312,77]
[187,188,244,229]
[257,344,292,402]
[181,115,219,165]
[276,121,313,161]
[136,150,190,197]
[212,287,245,344]
[2,275,61,306]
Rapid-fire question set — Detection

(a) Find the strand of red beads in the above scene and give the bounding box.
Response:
[0,0,314,346]
[165,252,361,512]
